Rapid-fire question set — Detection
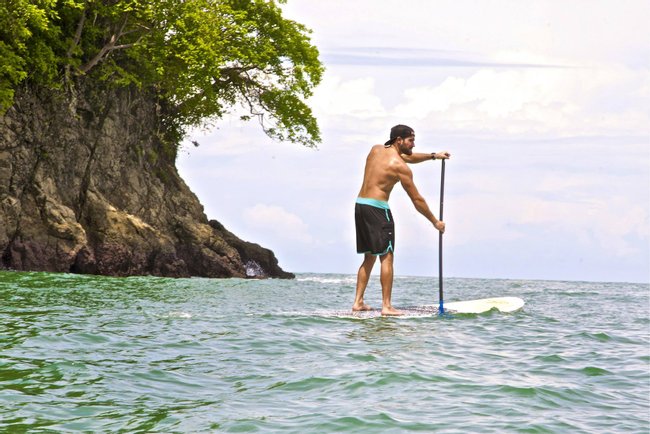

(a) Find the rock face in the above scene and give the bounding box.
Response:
[0,82,294,279]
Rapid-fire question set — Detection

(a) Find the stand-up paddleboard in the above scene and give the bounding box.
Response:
[316,297,524,319]
[316,306,437,319]
[442,296,525,314]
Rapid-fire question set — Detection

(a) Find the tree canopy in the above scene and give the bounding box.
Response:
[0,0,323,146]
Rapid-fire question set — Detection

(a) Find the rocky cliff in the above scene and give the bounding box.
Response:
[0,82,293,279]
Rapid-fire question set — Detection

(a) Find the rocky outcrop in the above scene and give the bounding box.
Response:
[0,82,293,278]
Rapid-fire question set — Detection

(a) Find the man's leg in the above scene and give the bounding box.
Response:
[379,252,402,316]
[353,254,376,311]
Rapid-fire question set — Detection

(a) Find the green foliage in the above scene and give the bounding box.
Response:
[0,0,323,147]
[0,0,57,110]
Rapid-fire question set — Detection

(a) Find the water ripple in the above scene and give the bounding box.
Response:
[1,271,648,432]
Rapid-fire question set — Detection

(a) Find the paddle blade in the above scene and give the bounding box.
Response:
[444,297,525,314]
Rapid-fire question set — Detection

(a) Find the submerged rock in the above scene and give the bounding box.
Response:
[0,82,293,279]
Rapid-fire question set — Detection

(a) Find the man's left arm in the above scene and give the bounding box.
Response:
[401,151,451,164]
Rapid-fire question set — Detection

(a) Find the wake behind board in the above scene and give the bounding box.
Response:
[319,297,524,318]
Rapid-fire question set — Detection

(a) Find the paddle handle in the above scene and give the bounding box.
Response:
[438,159,445,314]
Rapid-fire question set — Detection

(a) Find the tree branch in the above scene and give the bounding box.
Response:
[77,12,144,74]
[79,34,116,73]
[112,38,142,51]
[66,8,86,59]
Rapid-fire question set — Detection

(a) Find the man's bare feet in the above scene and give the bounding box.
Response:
[352,302,373,311]
[381,306,404,316]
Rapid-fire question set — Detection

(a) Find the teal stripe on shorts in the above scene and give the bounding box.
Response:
[355,197,389,210]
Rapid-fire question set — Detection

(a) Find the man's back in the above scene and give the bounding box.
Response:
[357,145,406,201]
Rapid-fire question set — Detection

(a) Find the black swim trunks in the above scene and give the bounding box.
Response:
[355,198,394,255]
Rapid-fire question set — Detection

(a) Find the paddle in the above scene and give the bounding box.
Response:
[438,159,446,314]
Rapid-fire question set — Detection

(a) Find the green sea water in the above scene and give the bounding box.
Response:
[1,271,648,433]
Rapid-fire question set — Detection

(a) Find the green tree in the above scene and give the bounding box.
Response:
[0,0,323,147]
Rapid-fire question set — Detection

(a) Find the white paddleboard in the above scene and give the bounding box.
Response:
[312,297,524,318]
[443,296,525,314]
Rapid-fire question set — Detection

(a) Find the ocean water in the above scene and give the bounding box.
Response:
[1,271,648,433]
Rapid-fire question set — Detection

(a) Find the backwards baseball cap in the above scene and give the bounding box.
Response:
[384,124,415,146]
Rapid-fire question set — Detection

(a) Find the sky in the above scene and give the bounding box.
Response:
[177,0,650,283]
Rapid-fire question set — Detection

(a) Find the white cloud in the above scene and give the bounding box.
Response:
[310,76,386,119]
[394,66,650,137]
[516,196,649,257]
[243,204,314,244]
[537,173,602,193]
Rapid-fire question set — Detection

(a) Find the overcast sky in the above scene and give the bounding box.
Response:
[177,0,649,283]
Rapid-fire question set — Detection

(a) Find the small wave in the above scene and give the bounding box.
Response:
[534,354,567,363]
[266,376,338,392]
[498,384,538,397]
[296,276,355,285]
[579,366,611,376]
[167,311,193,319]
[576,331,612,342]
[311,412,410,432]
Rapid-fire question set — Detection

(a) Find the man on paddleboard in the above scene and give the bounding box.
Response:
[353,124,450,315]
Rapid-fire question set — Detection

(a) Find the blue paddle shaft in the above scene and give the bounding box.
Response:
[439,159,446,314]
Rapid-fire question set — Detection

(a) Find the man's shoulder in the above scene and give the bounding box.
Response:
[367,144,386,159]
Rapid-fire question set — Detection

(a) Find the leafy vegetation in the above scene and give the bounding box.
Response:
[0,0,323,146]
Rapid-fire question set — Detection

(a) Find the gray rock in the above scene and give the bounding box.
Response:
[0,82,294,279]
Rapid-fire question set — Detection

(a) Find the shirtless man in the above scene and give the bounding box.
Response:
[353,124,450,315]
